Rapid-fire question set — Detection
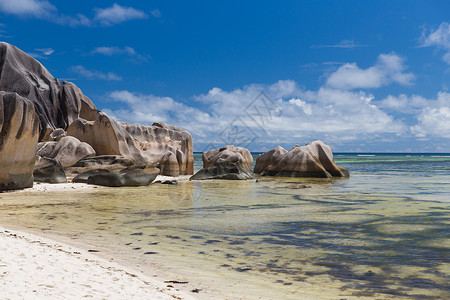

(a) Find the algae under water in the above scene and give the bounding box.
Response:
[0,154,449,299]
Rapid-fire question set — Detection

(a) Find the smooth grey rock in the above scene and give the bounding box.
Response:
[33,157,67,183]
[0,42,98,140]
[49,128,66,141]
[191,161,255,180]
[254,140,349,178]
[191,145,255,180]
[0,92,39,191]
[86,165,159,187]
[37,136,95,168]
[71,169,111,183]
[67,114,193,176]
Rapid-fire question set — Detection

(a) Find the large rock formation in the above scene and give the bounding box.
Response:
[67,113,193,176]
[191,145,255,180]
[37,136,96,168]
[0,92,39,190]
[0,42,97,140]
[0,42,194,179]
[254,140,349,178]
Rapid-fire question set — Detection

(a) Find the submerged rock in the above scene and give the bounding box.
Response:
[0,92,39,191]
[254,140,349,178]
[191,145,255,180]
[33,157,67,183]
[0,42,98,140]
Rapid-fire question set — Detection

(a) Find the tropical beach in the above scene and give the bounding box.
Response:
[1,1,450,299]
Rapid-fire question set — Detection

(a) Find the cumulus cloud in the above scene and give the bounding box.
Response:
[420,22,450,64]
[91,46,150,62]
[104,80,405,149]
[28,47,54,59]
[105,90,214,138]
[92,46,135,56]
[70,65,122,81]
[378,94,429,114]
[94,3,147,26]
[0,1,149,27]
[0,0,56,18]
[410,92,450,138]
[326,53,415,90]
[311,40,369,49]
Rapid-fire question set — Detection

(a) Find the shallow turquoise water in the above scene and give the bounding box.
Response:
[0,154,449,299]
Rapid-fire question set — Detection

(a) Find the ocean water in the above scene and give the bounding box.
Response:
[0,154,449,299]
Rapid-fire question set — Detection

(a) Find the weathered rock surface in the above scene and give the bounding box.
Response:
[254,140,349,178]
[49,128,66,141]
[0,42,97,140]
[37,136,96,168]
[33,157,67,183]
[86,165,159,187]
[72,169,111,183]
[0,42,195,182]
[67,113,193,176]
[191,145,255,180]
[0,92,39,191]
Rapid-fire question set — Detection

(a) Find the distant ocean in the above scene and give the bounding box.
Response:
[0,153,449,299]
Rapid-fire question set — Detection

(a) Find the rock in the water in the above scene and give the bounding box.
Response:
[190,145,255,180]
[33,157,67,183]
[254,140,349,178]
[36,136,96,168]
[0,42,98,140]
[87,165,159,187]
[0,92,39,191]
[67,113,193,176]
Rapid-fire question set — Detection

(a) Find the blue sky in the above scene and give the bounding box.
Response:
[1,1,450,152]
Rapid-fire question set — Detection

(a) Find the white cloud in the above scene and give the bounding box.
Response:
[326,53,415,90]
[0,1,148,27]
[104,80,405,148]
[420,22,450,64]
[28,47,54,59]
[410,92,450,138]
[311,40,369,49]
[92,46,136,56]
[36,48,54,55]
[378,94,428,113]
[0,0,56,18]
[70,65,122,81]
[105,91,214,138]
[151,9,161,18]
[91,46,150,62]
[421,22,450,49]
[94,3,148,26]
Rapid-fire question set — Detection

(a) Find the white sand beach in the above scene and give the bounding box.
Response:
[0,226,197,300]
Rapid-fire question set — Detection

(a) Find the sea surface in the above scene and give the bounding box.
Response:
[0,153,449,299]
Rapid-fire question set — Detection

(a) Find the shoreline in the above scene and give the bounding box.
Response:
[0,224,198,300]
[1,177,200,300]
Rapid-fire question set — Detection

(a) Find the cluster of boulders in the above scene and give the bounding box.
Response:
[0,42,193,190]
[0,42,349,191]
[190,140,349,180]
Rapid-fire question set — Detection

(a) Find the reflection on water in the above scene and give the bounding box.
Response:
[0,155,449,299]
